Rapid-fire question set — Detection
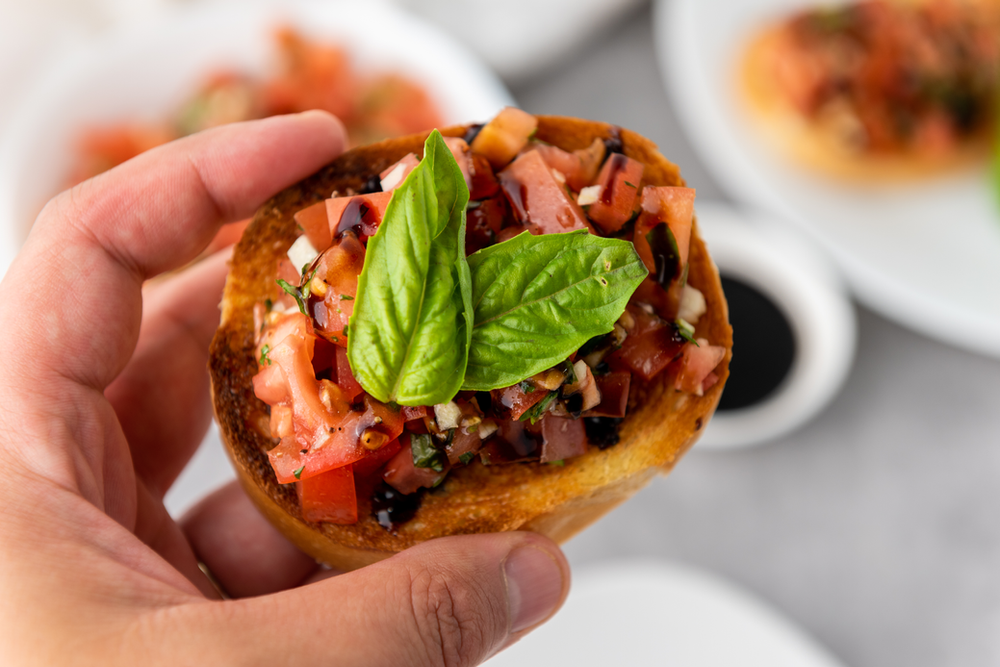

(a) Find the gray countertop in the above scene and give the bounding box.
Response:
[509,6,1000,667]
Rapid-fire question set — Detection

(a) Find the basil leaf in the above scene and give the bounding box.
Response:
[348,130,473,406]
[411,433,446,472]
[463,230,646,390]
[519,391,558,424]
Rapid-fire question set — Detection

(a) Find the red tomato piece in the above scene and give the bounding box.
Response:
[312,233,365,346]
[540,416,588,463]
[533,144,585,189]
[499,150,591,235]
[379,153,419,191]
[469,152,500,200]
[296,464,357,524]
[465,195,508,254]
[674,339,727,396]
[585,373,631,418]
[252,363,288,405]
[444,426,482,465]
[443,137,473,189]
[383,434,447,495]
[334,346,363,401]
[352,438,403,480]
[402,406,429,422]
[587,154,644,234]
[608,307,686,381]
[491,383,548,421]
[293,201,332,252]
[326,191,392,240]
[635,186,695,271]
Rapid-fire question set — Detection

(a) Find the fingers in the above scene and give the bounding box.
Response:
[170,532,570,667]
[105,249,231,496]
[0,111,346,391]
[181,482,318,598]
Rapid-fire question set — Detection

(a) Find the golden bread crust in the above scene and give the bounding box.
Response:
[209,116,732,571]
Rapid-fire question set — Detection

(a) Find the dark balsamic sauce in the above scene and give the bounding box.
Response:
[463,123,484,145]
[717,276,796,411]
[372,483,423,534]
[600,154,628,205]
[603,126,624,155]
[359,173,383,194]
[335,201,370,238]
[583,417,623,449]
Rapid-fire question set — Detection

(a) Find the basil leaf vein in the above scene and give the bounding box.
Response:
[347,130,472,406]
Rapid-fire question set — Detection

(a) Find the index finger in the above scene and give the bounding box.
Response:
[0,111,345,390]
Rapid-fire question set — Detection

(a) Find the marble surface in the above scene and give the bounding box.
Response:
[510,6,1000,667]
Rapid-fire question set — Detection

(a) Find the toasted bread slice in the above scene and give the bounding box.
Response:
[209,115,732,571]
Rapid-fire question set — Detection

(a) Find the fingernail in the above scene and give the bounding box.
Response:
[504,545,565,633]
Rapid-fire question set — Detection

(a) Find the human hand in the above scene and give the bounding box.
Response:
[0,111,569,666]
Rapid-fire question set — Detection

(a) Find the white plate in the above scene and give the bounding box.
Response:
[656,0,1000,359]
[0,0,514,279]
[487,560,847,667]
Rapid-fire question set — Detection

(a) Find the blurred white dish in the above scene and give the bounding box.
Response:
[656,0,1000,359]
[487,559,846,667]
[0,0,513,279]
[392,0,645,82]
[695,201,856,450]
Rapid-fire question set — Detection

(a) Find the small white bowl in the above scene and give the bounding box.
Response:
[0,0,514,279]
[695,201,857,450]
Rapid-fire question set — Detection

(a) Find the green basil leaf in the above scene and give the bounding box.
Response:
[348,130,473,406]
[463,230,646,390]
[645,222,680,290]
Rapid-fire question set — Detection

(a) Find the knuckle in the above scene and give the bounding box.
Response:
[405,566,501,667]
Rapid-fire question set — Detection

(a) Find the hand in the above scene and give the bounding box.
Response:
[0,112,569,666]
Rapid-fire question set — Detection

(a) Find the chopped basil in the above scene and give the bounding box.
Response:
[644,222,680,290]
[624,181,637,188]
[520,391,558,424]
[547,459,566,466]
[459,451,476,465]
[264,298,273,312]
[276,279,307,315]
[519,380,535,393]
[340,294,354,301]
[259,344,272,366]
[411,433,446,472]
[293,465,305,480]
[676,319,700,346]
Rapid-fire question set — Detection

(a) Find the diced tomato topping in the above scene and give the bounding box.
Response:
[632,277,678,321]
[499,151,591,235]
[334,346,363,401]
[573,138,606,192]
[312,336,337,377]
[253,362,289,405]
[540,416,588,463]
[674,339,727,396]
[383,434,447,494]
[326,191,392,240]
[276,257,301,286]
[469,152,501,200]
[443,137,473,189]
[586,154,644,234]
[470,106,538,169]
[379,153,419,191]
[352,438,403,498]
[311,233,365,346]
[608,306,686,381]
[296,465,357,524]
[635,187,695,272]
[491,383,548,421]
[444,426,482,465]
[402,405,429,422]
[293,201,332,252]
[586,372,631,418]
[533,144,586,190]
[465,195,508,254]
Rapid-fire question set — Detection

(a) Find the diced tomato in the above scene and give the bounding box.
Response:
[443,137,473,189]
[540,416,587,463]
[352,437,403,498]
[444,426,482,465]
[294,201,332,252]
[608,306,686,381]
[632,276,678,321]
[674,339,727,396]
[492,419,541,459]
[334,346,363,401]
[586,373,631,418]
[402,405,429,422]
[499,151,591,235]
[379,153,419,191]
[312,336,337,377]
[383,434,447,494]
[469,152,500,200]
[635,187,695,272]
[533,144,586,189]
[296,464,357,524]
[276,257,301,286]
[471,106,538,169]
[312,234,365,346]
[326,191,392,239]
[253,363,289,405]
[573,138,606,192]
[465,195,508,254]
[491,383,548,421]
[586,154,644,234]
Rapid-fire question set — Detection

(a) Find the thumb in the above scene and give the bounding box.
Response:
[176,533,570,666]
